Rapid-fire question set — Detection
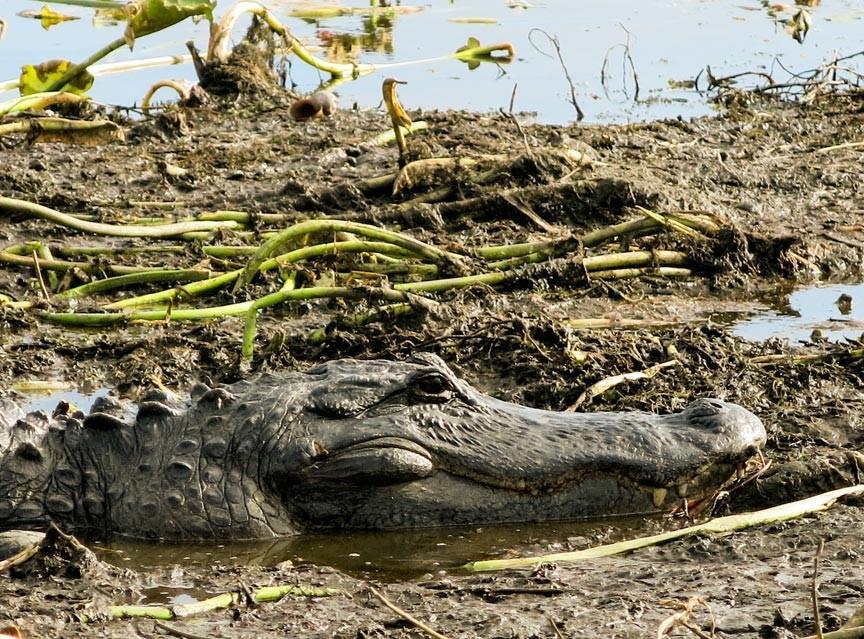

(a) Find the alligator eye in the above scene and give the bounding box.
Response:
[411,373,452,401]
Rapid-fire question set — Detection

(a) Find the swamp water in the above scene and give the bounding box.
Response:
[2,0,863,123]
[732,281,864,343]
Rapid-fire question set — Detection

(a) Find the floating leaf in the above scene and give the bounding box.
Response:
[448,17,498,24]
[19,60,93,96]
[18,5,79,30]
[122,0,215,49]
[786,8,811,43]
[454,37,515,70]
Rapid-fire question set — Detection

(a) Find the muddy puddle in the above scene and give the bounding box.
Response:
[98,515,662,582]
[733,282,864,344]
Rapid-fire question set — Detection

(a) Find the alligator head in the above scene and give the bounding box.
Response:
[0,354,766,539]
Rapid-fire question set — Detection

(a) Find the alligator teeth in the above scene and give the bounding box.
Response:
[677,482,690,498]
[652,487,668,508]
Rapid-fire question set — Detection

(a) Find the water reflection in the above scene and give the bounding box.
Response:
[317,13,395,63]
[97,515,664,582]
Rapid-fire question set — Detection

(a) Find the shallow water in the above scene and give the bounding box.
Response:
[733,281,864,343]
[2,0,862,123]
[98,514,660,587]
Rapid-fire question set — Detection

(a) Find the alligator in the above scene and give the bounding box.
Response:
[0,354,766,541]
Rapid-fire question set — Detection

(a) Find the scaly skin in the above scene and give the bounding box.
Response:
[0,354,766,539]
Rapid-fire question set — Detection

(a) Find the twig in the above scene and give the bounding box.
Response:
[549,617,566,639]
[367,584,451,639]
[500,191,555,232]
[657,596,715,639]
[566,358,679,411]
[0,540,41,571]
[681,620,715,639]
[499,83,531,156]
[31,250,52,301]
[153,621,212,639]
[528,29,584,120]
[812,538,826,639]
[813,141,864,154]
[600,24,640,101]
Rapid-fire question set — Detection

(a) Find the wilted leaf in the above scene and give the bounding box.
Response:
[93,6,127,26]
[382,78,412,129]
[0,91,89,116]
[122,0,215,49]
[0,118,126,145]
[19,60,93,96]
[786,8,811,43]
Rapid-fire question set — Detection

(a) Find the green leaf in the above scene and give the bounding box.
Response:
[19,60,93,96]
[123,0,215,48]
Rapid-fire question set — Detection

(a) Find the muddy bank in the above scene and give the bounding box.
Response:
[1,85,863,637]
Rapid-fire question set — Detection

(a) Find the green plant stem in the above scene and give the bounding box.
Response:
[592,267,692,280]
[107,240,418,309]
[396,271,506,293]
[368,121,429,146]
[582,250,687,271]
[42,286,412,327]
[349,263,438,277]
[35,244,59,290]
[0,196,238,238]
[581,218,660,247]
[0,250,183,276]
[357,172,399,194]
[395,250,688,293]
[104,270,240,310]
[242,274,297,361]
[236,220,466,290]
[46,36,128,93]
[106,584,339,621]
[51,244,257,258]
[475,241,552,260]
[56,269,217,299]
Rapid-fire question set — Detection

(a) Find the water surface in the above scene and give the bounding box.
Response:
[2,0,862,123]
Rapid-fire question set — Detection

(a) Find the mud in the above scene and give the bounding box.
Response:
[1,70,863,637]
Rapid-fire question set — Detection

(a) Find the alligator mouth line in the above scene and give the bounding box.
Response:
[323,437,761,509]
[326,436,433,462]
